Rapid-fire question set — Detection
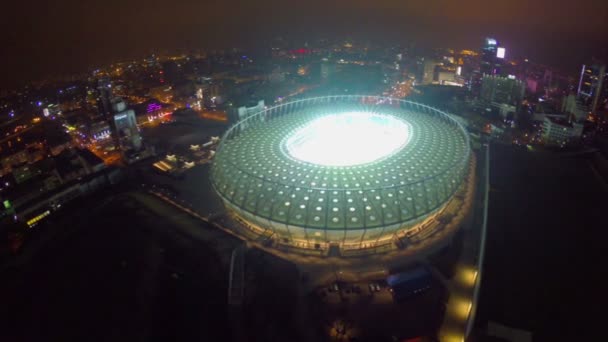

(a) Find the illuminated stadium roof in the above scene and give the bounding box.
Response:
[211,96,470,247]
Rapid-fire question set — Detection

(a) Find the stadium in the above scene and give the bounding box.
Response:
[211,95,472,256]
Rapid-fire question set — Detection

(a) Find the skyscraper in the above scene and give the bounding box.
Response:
[96,78,113,120]
[112,99,142,153]
[95,78,143,157]
[577,63,606,114]
[95,78,120,150]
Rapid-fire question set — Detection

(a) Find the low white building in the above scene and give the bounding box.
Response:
[542,117,583,146]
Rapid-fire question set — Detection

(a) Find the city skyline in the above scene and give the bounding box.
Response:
[2,0,607,88]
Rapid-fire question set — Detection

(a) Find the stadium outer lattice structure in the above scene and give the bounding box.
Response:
[211,95,471,255]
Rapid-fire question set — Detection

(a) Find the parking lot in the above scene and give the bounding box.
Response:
[317,281,393,305]
[309,275,447,340]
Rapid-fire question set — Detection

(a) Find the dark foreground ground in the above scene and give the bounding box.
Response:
[5,141,607,341]
[475,144,608,341]
[0,190,333,342]
[0,189,449,342]
[0,193,233,342]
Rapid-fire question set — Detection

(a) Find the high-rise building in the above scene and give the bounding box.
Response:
[95,78,143,157]
[421,59,440,85]
[577,63,606,114]
[480,38,502,76]
[480,75,525,107]
[95,78,120,150]
[562,93,589,122]
[470,71,483,95]
[96,78,113,120]
[112,99,142,152]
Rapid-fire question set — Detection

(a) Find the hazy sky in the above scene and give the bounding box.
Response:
[2,0,607,87]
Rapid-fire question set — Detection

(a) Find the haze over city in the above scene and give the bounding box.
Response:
[2,0,607,87]
[2,1,608,341]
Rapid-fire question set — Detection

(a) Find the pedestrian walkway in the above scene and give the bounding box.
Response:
[438,145,489,342]
[228,244,247,306]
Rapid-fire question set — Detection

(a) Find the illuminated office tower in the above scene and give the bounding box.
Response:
[480,75,525,107]
[480,37,503,76]
[112,99,142,152]
[95,78,142,155]
[577,63,606,114]
[95,78,121,149]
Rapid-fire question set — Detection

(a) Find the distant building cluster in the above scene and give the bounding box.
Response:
[1,146,123,230]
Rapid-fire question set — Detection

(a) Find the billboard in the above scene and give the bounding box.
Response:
[496,47,506,59]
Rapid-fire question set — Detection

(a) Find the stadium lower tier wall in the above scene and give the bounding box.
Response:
[223,199,447,251]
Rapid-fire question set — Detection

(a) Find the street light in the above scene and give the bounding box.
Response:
[453,298,472,320]
[459,267,478,287]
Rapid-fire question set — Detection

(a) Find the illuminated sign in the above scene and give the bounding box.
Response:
[456,66,462,76]
[43,108,50,117]
[27,210,50,227]
[147,103,162,113]
[487,38,497,46]
[496,47,506,59]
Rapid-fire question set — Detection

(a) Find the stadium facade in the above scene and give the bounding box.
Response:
[211,96,471,254]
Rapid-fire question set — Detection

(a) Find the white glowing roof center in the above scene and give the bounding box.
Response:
[284,111,411,167]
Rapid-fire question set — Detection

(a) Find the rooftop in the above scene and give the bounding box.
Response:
[546,116,574,128]
[77,148,104,167]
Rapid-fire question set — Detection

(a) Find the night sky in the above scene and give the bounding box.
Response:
[2,0,607,88]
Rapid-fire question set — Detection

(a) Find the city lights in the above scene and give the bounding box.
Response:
[2,20,604,342]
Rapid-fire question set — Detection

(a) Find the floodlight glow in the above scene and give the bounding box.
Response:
[284,112,410,166]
